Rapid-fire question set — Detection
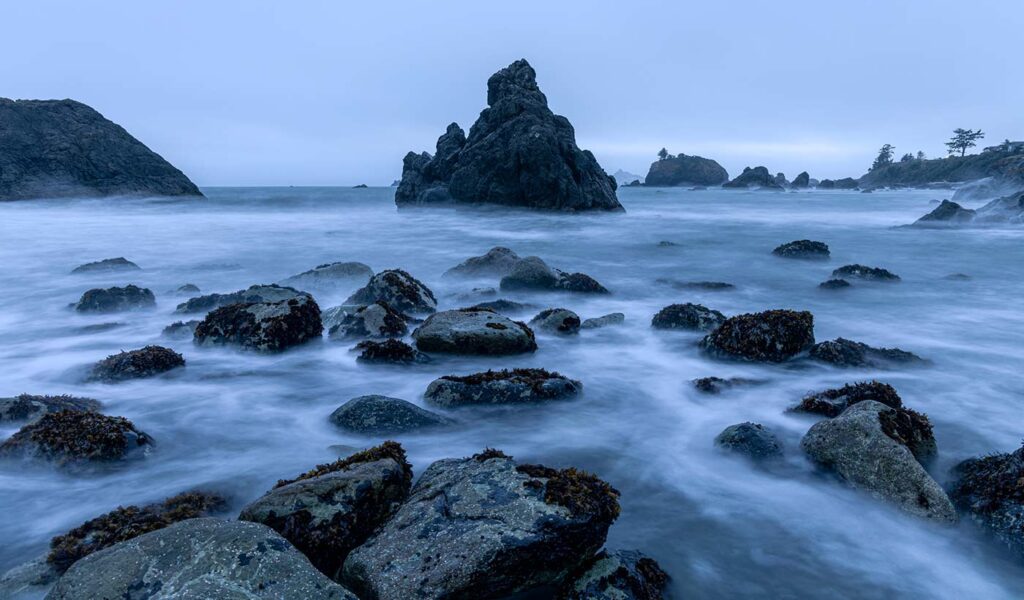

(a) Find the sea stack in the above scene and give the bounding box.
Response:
[0,98,202,201]
[394,59,622,211]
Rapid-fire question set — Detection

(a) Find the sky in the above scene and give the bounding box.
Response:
[2,0,1021,186]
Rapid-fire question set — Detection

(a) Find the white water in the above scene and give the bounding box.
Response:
[0,187,1022,598]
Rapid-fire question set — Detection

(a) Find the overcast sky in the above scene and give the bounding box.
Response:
[3,0,1020,186]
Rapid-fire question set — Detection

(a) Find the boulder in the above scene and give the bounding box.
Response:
[46,518,356,599]
[328,301,410,340]
[809,337,927,368]
[651,303,725,332]
[792,171,811,188]
[691,377,759,394]
[162,319,200,339]
[394,59,622,212]
[722,166,784,190]
[280,262,373,289]
[714,422,783,460]
[581,313,625,329]
[194,296,323,352]
[557,271,610,293]
[973,190,1024,224]
[329,396,454,434]
[73,285,155,313]
[701,310,815,362]
[818,278,851,290]
[792,381,902,418]
[353,339,430,364]
[345,269,437,314]
[0,394,100,424]
[833,177,859,189]
[0,98,202,201]
[656,278,734,291]
[341,451,619,598]
[948,443,1024,560]
[0,556,59,599]
[772,240,830,259]
[643,154,728,187]
[831,264,900,282]
[470,298,536,314]
[444,247,522,278]
[801,401,955,521]
[558,549,669,600]
[412,308,536,355]
[530,308,581,334]
[912,199,977,226]
[70,257,140,274]
[424,368,581,407]
[176,284,309,314]
[87,345,185,382]
[0,410,152,466]
[239,442,413,581]
[774,172,789,186]
[499,256,560,290]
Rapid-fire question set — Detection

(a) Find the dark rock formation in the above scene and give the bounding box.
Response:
[194,296,323,352]
[87,345,184,382]
[655,278,735,291]
[792,171,811,188]
[831,264,900,282]
[70,257,140,274]
[329,395,454,434]
[581,312,625,329]
[0,394,100,424]
[643,154,728,187]
[723,166,784,190]
[949,443,1024,560]
[530,308,582,334]
[691,377,759,394]
[47,518,356,599]
[859,149,1024,188]
[499,256,609,293]
[809,337,926,368]
[345,269,437,314]
[0,410,152,466]
[772,240,830,259]
[558,549,669,600]
[801,401,955,521]
[774,172,789,186]
[394,60,622,212]
[176,283,200,293]
[175,284,309,314]
[424,368,581,407]
[0,98,202,201]
[651,303,725,332]
[341,451,619,598]
[412,308,537,355]
[912,199,977,225]
[819,278,851,290]
[470,298,535,313]
[714,422,783,460]
[280,262,373,289]
[792,381,902,418]
[328,302,410,340]
[700,310,815,362]
[912,191,1024,226]
[73,285,155,313]
[353,339,430,364]
[162,319,200,339]
[833,177,859,189]
[239,442,413,581]
[444,246,522,278]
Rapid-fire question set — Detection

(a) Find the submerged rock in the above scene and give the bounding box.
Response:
[691,377,759,394]
[329,396,454,434]
[175,283,309,314]
[948,443,1024,560]
[655,278,734,291]
[353,339,430,364]
[47,518,356,599]
[412,308,537,355]
[194,296,323,352]
[280,261,373,289]
[801,401,955,521]
[161,319,200,339]
[341,451,619,598]
[651,303,725,332]
[394,59,622,212]
[530,308,582,334]
[793,381,902,417]
[700,310,815,362]
[345,269,437,314]
[809,337,926,368]
[499,256,608,293]
[831,264,900,282]
[558,549,669,600]
[0,394,100,424]
[772,239,830,259]
[470,298,536,313]
[644,153,728,187]
[87,345,184,382]
[0,410,152,466]
[581,312,625,329]
[424,368,581,407]
[723,166,784,190]
[714,422,783,460]
[239,442,413,581]
[444,246,522,278]
[328,301,410,340]
[70,257,140,274]
[73,285,155,313]
[819,278,851,290]
[176,283,200,293]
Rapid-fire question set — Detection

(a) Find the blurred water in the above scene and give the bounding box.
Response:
[0,186,1022,598]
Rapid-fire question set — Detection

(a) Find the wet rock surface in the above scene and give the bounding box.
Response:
[793,381,902,417]
[412,308,536,355]
[831,264,901,282]
[701,310,815,362]
[499,256,608,294]
[691,377,759,394]
[530,307,582,334]
[0,410,152,466]
[162,319,200,339]
[558,549,669,600]
[194,296,323,352]
[0,394,100,424]
[176,284,309,314]
[424,368,581,407]
[87,345,185,382]
[581,312,625,329]
[353,339,430,364]
[280,262,373,289]
[819,278,851,290]
[328,301,409,340]
[809,337,926,368]
[329,395,453,434]
[73,285,155,313]
[444,246,521,278]
[772,239,830,259]
[723,166,784,190]
[644,153,728,187]
[651,303,725,332]
[949,443,1024,560]
[715,422,783,460]
[70,257,140,274]
[345,269,437,314]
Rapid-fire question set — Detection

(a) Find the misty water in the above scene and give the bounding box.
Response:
[1,186,1022,598]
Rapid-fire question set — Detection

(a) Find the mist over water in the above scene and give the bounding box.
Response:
[1,186,1022,598]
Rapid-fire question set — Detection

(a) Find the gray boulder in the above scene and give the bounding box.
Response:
[651,303,725,332]
[46,518,356,599]
[792,171,811,188]
[194,296,322,352]
[499,256,608,294]
[353,339,431,364]
[723,166,784,190]
[809,337,926,368]
[70,257,140,274]
[0,556,58,599]
[176,284,309,314]
[162,319,200,339]
[831,264,900,282]
[73,285,154,313]
[328,302,409,340]
[530,308,581,334]
[444,247,521,278]
[345,269,437,314]
[424,368,581,408]
[581,313,625,329]
[280,262,373,289]
[341,451,619,599]
[701,310,815,362]
[801,401,955,521]
[0,394,100,424]
[691,377,760,394]
[558,549,669,600]
[912,199,977,226]
[329,395,454,434]
[949,442,1024,560]
[87,345,185,382]
[412,308,536,355]
[714,422,783,460]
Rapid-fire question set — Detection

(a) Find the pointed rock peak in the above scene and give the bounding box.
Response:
[444,122,464,137]
[486,59,544,107]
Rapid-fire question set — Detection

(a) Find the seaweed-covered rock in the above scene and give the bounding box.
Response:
[714,422,783,460]
[0,394,100,424]
[700,310,815,362]
[280,262,373,289]
[651,303,725,332]
[558,550,669,600]
[772,240,830,259]
[581,313,625,329]
[353,339,430,364]
[530,308,581,334]
[341,451,619,599]
[194,296,322,352]
[73,285,155,313]
[328,301,410,340]
[394,59,622,212]
[801,401,954,521]
[792,171,810,188]
[329,395,454,434]
[412,308,536,355]
[557,271,610,294]
[691,377,758,394]
[46,518,356,599]
[949,443,1024,560]
[47,491,226,574]
[809,337,926,368]
[793,381,902,418]
[819,278,851,290]
[424,368,581,408]
[444,247,522,278]
[831,264,901,282]
[70,257,140,274]
[912,199,977,226]
[0,410,152,466]
[87,345,185,382]
[345,269,437,314]
[161,319,200,339]
[175,283,309,314]
[644,153,728,187]
[723,166,784,190]
[239,442,413,581]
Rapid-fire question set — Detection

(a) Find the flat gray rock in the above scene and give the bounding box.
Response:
[443,247,521,278]
[280,262,373,289]
[345,269,436,314]
[412,308,536,355]
[581,313,625,329]
[424,368,581,408]
[329,395,454,434]
[530,307,581,334]
[176,284,310,314]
